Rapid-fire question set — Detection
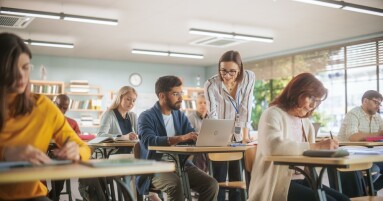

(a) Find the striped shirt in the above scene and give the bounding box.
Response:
[204,70,255,141]
[338,106,383,141]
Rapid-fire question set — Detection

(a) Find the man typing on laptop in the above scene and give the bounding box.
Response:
[136,75,218,201]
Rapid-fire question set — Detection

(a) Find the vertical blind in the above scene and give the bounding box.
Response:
[246,37,383,80]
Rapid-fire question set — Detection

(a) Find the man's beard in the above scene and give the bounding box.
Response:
[166,96,181,110]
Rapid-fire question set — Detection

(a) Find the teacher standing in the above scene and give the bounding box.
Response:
[204,50,255,201]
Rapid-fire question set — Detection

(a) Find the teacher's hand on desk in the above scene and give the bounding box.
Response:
[3,145,52,165]
[310,138,339,150]
[52,141,80,161]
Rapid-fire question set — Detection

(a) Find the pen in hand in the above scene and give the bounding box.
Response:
[63,136,70,146]
[329,131,334,140]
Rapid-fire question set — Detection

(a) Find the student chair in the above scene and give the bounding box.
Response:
[207,153,244,200]
[133,143,163,201]
[336,162,383,201]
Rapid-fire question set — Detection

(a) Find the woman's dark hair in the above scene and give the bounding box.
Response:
[218,50,244,82]
[270,72,328,118]
[0,32,34,131]
[155,75,182,97]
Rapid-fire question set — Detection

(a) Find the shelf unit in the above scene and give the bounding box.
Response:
[65,84,104,129]
[30,80,64,98]
[181,87,204,112]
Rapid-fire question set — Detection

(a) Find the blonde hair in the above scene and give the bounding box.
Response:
[109,86,137,110]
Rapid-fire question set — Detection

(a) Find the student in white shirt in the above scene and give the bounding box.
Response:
[248,73,349,201]
[204,50,255,201]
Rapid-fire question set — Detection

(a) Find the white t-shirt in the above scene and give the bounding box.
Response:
[162,113,175,137]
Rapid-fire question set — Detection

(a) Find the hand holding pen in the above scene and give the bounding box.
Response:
[53,136,80,161]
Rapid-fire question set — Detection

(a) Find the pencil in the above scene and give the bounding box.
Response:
[63,136,70,145]
[329,131,334,140]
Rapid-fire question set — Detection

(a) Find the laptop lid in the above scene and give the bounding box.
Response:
[196,119,234,147]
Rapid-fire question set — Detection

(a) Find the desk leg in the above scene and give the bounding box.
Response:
[173,154,192,201]
[366,168,375,195]
[291,166,327,201]
[112,176,135,201]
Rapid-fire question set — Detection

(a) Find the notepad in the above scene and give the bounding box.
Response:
[81,158,154,168]
[365,136,383,142]
[303,149,350,158]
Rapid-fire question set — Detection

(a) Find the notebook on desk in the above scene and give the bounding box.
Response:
[194,119,234,147]
[81,158,154,168]
[0,160,73,171]
[88,136,139,144]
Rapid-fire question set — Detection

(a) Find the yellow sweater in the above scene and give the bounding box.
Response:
[0,94,91,200]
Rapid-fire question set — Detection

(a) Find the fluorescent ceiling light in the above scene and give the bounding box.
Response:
[293,0,342,9]
[131,49,168,56]
[293,0,383,17]
[25,40,74,48]
[189,28,273,43]
[234,34,274,43]
[63,15,118,25]
[189,28,233,38]
[342,5,383,16]
[169,52,203,59]
[0,7,118,25]
[0,7,60,19]
[132,49,203,59]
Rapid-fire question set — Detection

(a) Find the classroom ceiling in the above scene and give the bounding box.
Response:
[0,0,382,67]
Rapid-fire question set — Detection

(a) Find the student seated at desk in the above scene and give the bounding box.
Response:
[337,90,383,196]
[136,75,218,201]
[248,73,349,201]
[98,86,138,154]
[48,94,81,200]
[0,32,91,201]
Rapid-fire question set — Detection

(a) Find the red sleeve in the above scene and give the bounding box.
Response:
[66,117,81,135]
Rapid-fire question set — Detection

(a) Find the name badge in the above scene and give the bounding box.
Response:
[234,114,241,134]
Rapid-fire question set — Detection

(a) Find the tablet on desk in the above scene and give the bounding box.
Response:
[0,160,72,171]
[303,149,349,158]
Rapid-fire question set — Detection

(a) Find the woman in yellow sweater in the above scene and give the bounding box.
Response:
[0,33,91,200]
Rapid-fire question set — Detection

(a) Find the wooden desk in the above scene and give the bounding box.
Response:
[88,142,137,158]
[149,145,251,201]
[265,155,383,201]
[339,142,383,148]
[0,159,174,200]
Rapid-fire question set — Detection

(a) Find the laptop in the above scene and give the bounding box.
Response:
[195,119,234,147]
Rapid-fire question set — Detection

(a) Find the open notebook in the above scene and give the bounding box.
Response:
[81,158,154,168]
[87,136,139,144]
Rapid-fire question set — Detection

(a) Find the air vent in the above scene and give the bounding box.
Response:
[0,15,34,29]
[191,37,246,47]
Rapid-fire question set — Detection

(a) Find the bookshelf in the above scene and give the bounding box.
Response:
[181,87,204,112]
[30,80,64,98]
[65,82,104,129]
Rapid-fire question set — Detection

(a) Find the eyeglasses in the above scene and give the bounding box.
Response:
[309,96,322,106]
[367,98,382,107]
[219,69,237,76]
[169,91,184,98]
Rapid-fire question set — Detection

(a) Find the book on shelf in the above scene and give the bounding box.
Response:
[69,80,90,93]
[69,80,89,85]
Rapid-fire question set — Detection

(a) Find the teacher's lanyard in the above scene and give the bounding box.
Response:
[229,89,241,134]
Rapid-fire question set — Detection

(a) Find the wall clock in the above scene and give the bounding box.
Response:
[129,73,142,87]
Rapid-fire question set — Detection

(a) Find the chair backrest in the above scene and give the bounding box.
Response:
[244,146,257,173]
[208,152,243,162]
[338,162,373,172]
[133,142,140,159]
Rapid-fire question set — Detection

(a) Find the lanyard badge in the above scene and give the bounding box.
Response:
[234,113,241,134]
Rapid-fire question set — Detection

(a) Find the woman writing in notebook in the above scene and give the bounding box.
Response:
[0,33,91,200]
[248,73,349,201]
[98,86,138,153]
[204,50,255,201]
